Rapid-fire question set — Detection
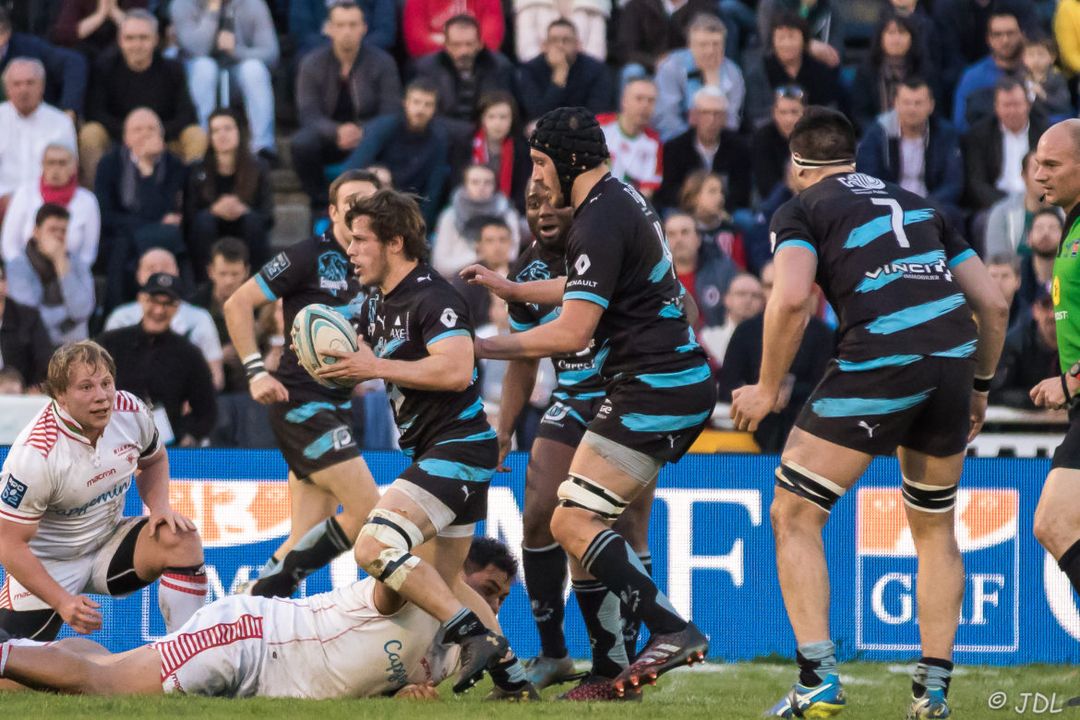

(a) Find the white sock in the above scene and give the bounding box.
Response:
[0,642,8,677]
[159,570,208,632]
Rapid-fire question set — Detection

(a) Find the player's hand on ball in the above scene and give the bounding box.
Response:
[460,264,517,302]
[731,383,778,432]
[149,507,197,537]
[317,343,378,383]
[395,683,439,700]
[249,372,289,405]
[968,391,988,442]
[59,594,102,634]
[1031,376,1067,409]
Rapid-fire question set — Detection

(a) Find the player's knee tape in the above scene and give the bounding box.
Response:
[557,474,629,520]
[775,460,847,513]
[901,478,958,513]
[359,508,426,550]
[581,431,663,487]
[367,547,421,591]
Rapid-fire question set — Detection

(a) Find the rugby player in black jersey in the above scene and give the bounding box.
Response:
[316,189,535,699]
[472,107,716,698]
[223,170,382,598]
[470,179,656,698]
[730,108,1008,719]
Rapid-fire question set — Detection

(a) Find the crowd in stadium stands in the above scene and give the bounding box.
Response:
[0,0,1073,452]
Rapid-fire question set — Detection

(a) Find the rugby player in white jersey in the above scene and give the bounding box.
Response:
[0,341,206,640]
[0,537,518,700]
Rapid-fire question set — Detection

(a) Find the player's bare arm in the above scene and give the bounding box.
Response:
[476,300,600,360]
[318,334,474,391]
[459,264,566,306]
[135,448,196,537]
[731,245,817,432]
[950,255,1010,438]
[495,352,540,469]
[223,278,288,404]
[0,519,101,634]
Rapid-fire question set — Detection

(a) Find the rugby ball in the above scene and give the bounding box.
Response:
[291,304,359,389]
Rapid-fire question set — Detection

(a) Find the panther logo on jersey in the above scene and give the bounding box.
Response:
[837,173,886,193]
[516,259,551,283]
[318,252,349,292]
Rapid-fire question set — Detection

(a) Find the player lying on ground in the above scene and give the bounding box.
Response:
[730,107,1008,719]
[0,537,517,699]
[462,179,657,699]
[0,340,206,641]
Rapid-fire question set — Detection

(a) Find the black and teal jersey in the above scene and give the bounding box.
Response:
[770,172,978,369]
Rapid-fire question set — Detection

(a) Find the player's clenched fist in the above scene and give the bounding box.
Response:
[249,372,289,404]
[731,383,780,432]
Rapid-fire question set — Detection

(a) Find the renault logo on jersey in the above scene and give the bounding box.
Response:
[440,308,458,328]
[575,254,591,275]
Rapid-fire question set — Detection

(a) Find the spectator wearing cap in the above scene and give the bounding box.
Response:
[290,0,397,56]
[98,272,218,446]
[656,86,750,213]
[95,107,189,311]
[0,7,88,117]
[990,288,1059,409]
[752,85,804,199]
[343,80,450,226]
[104,247,225,390]
[291,0,400,213]
[0,259,53,388]
[51,0,150,57]
[402,0,504,58]
[171,0,280,159]
[80,10,205,185]
[0,58,77,214]
[654,14,745,141]
[952,8,1027,134]
[6,203,94,345]
[517,19,613,122]
[1,142,100,267]
[597,78,662,200]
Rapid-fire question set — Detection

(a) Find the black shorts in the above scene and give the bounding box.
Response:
[795,356,974,457]
[267,398,359,479]
[535,395,604,448]
[1051,406,1080,470]
[398,434,499,526]
[587,362,717,463]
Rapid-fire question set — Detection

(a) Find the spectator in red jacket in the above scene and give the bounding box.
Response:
[402,0,504,58]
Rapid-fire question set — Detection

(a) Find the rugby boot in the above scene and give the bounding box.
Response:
[612,621,708,696]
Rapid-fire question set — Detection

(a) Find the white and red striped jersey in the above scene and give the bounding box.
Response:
[0,391,159,561]
[598,113,663,192]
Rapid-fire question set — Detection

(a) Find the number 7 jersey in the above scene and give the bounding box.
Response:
[769,172,978,366]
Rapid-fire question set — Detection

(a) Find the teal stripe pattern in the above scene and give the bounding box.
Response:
[775,239,817,256]
[649,255,673,283]
[537,308,561,325]
[457,397,484,420]
[932,339,978,358]
[427,329,471,346]
[837,355,923,372]
[659,303,683,319]
[844,208,935,249]
[811,389,933,418]
[948,248,976,268]
[375,337,405,358]
[303,428,349,460]
[509,318,535,332]
[285,401,338,424]
[636,363,711,388]
[564,291,610,308]
[435,429,498,446]
[866,293,966,335]
[255,274,277,301]
[552,390,607,400]
[676,326,701,353]
[417,458,494,483]
[620,410,712,432]
[855,250,946,294]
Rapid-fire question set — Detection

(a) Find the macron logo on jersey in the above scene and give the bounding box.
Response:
[1,475,26,509]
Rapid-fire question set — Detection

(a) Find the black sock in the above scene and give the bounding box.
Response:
[1058,540,1080,596]
[573,579,629,678]
[622,551,651,660]
[443,607,488,644]
[252,518,351,597]
[912,656,954,698]
[581,529,687,636]
[523,543,569,659]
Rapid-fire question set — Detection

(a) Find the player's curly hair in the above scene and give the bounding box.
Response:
[465,537,518,580]
[45,341,117,398]
[344,189,431,262]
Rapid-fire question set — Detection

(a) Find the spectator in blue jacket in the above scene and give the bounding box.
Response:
[290,0,397,55]
[952,8,1026,133]
[856,78,963,213]
[0,7,87,116]
[516,18,612,122]
[344,79,449,226]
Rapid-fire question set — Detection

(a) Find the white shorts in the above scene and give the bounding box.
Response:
[153,579,440,699]
[1,516,145,612]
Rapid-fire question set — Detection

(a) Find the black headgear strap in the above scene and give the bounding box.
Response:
[528,107,609,203]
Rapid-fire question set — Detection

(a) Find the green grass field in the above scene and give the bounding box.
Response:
[4,662,1079,719]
